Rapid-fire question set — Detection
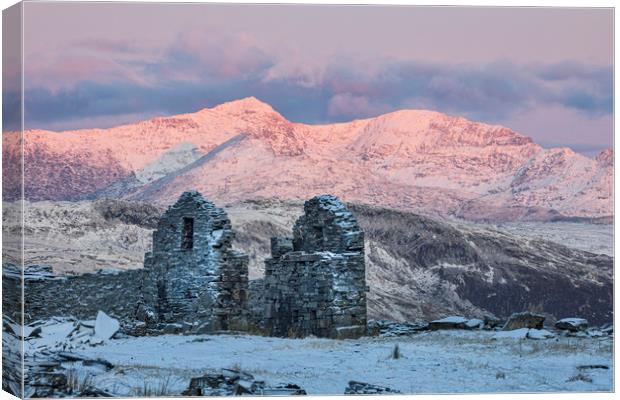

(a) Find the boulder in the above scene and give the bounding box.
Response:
[555,318,588,332]
[465,318,484,330]
[183,369,306,396]
[345,381,400,395]
[502,312,544,331]
[93,311,120,341]
[429,316,468,330]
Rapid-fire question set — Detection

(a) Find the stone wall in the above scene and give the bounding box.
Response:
[263,195,367,339]
[3,191,251,334]
[2,264,143,326]
[138,191,250,332]
[4,193,367,339]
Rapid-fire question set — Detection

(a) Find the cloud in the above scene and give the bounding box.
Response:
[73,38,141,55]
[24,79,261,129]
[165,29,274,80]
[19,30,612,154]
[502,103,613,153]
[535,61,612,84]
[261,53,327,89]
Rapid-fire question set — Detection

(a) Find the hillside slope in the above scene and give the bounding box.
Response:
[4,199,612,324]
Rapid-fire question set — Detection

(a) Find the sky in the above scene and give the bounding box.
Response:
[4,3,614,154]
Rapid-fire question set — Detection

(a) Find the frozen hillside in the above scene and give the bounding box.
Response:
[3,97,613,221]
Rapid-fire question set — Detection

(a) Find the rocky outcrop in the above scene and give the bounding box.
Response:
[263,195,367,339]
[3,136,131,201]
[350,203,613,325]
[503,312,545,331]
[93,198,163,229]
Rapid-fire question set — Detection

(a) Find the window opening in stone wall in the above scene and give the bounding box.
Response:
[182,217,194,250]
[313,225,324,248]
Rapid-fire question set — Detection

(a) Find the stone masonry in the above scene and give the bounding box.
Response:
[263,195,367,339]
[139,191,250,332]
[3,192,367,340]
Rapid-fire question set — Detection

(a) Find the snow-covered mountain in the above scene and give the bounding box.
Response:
[3,97,613,221]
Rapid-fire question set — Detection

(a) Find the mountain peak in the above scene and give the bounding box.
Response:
[211,96,278,115]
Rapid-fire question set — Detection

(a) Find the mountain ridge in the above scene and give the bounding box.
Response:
[3,97,613,222]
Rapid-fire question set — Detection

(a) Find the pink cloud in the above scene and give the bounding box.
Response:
[174,29,271,79]
[24,46,158,91]
[501,103,613,152]
[261,52,327,88]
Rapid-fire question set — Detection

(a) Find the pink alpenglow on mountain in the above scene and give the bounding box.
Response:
[3,97,613,222]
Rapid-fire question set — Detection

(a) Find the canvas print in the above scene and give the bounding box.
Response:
[1,2,614,398]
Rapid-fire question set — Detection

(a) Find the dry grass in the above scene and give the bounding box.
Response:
[66,368,94,394]
[567,373,593,383]
[245,324,268,337]
[511,337,613,356]
[526,302,545,314]
[287,327,301,339]
[302,339,340,350]
[131,375,174,397]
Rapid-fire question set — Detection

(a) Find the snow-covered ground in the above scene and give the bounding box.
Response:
[30,330,613,396]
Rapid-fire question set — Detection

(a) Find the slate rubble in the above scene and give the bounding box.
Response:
[182,369,307,396]
[2,315,116,398]
[344,381,401,395]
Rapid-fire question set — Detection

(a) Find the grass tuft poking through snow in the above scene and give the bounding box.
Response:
[390,344,402,360]
[567,373,593,383]
[66,368,94,395]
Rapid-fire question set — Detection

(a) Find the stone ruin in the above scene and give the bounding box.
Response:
[138,191,250,332]
[263,195,368,339]
[3,191,367,339]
